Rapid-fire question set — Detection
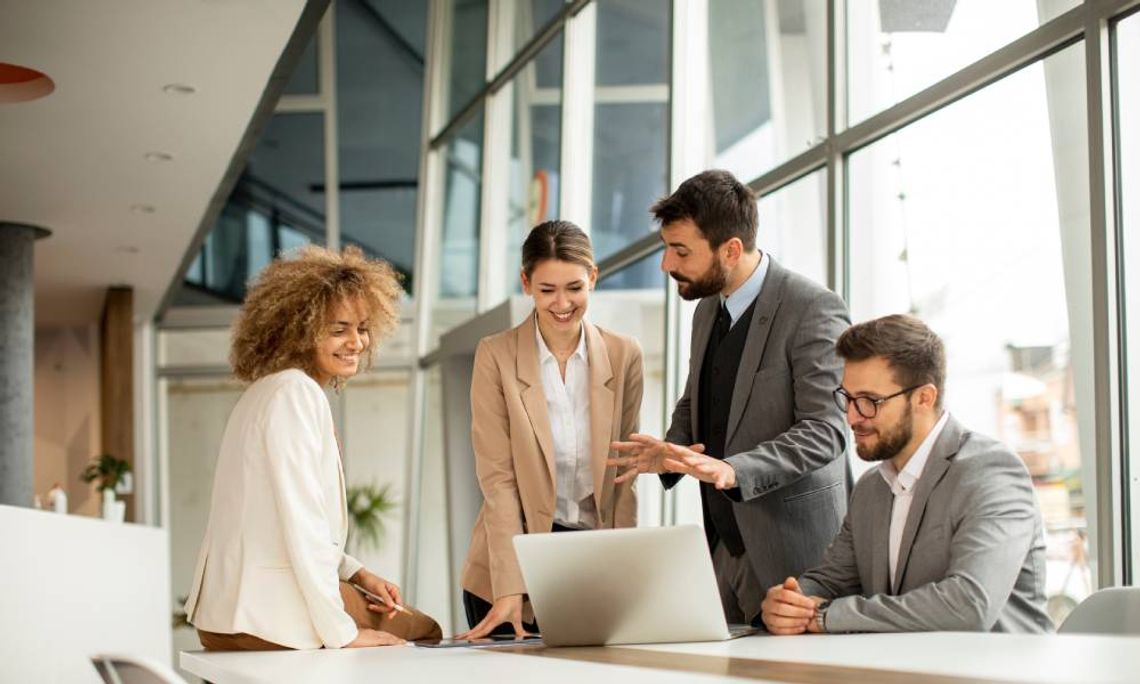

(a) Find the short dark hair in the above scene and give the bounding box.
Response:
[521,220,595,278]
[836,314,947,409]
[650,169,758,250]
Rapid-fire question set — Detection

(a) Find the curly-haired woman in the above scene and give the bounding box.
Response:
[184,245,440,650]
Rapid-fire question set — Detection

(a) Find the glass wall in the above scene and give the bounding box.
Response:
[590,0,670,269]
[849,43,1094,623]
[596,250,668,525]
[703,0,826,178]
[337,0,428,289]
[504,34,563,295]
[757,169,826,285]
[847,0,1079,124]
[181,113,326,304]
[399,0,1140,628]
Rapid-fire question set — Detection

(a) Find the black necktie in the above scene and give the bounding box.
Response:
[715,302,732,342]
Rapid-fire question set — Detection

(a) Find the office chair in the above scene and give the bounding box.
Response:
[90,653,187,684]
[1057,586,1140,635]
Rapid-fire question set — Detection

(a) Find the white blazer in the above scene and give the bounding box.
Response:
[184,369,363,649]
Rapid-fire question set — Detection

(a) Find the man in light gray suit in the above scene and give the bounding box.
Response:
[609,170,851,624]
[761,314,1051,634]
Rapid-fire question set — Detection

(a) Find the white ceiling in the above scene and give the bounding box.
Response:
[0,0,311,326]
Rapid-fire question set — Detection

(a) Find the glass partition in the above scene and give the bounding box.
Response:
[848,43,1093,624]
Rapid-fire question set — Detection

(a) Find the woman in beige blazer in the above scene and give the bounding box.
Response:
[457,221,644,639]
[184,246,440,650]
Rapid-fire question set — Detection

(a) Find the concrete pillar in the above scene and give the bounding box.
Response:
[0,222,50,507]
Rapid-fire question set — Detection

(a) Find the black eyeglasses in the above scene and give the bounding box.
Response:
[833,385,922,419]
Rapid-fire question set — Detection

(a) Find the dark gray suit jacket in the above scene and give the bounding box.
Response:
[799,415,1052,633]
[664,257,851,591]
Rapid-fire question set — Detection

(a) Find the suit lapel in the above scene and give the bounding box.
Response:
[891,416,961,594]
[688,299,717,439]
[725,259,785,446]
[584,322,615,514]
[517,314,557,485]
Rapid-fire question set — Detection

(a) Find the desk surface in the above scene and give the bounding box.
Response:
[182,631,1139,684]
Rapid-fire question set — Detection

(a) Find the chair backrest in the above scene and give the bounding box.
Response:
[1058,587,1140,635]
[90,654,187,684]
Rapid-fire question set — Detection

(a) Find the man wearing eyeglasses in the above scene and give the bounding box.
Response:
[760,314,1051,634]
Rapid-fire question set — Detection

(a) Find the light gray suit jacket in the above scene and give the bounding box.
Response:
[664,258,851,591]
[799,415,1052,633]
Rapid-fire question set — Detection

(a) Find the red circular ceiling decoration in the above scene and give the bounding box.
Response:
[0,63,55,104]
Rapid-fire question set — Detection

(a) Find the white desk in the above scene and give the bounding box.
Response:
[182,631,1140,683]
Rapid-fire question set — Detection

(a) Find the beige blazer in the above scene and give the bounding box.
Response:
[461,315,643,606]
[183,369,363,649]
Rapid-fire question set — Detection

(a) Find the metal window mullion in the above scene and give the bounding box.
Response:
[1086,7,1126,589]
[404,0,450,601]
[827,0,848,298]
[319,9,340,251]
[559,1,597,229]
[477,0,514,311]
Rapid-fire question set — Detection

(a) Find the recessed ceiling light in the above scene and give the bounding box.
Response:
[162,83,196,95]
[0,62,55,104]
[130,204,156,214]
[145,151,173,163]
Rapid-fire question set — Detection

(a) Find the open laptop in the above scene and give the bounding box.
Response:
[513,525,759,647]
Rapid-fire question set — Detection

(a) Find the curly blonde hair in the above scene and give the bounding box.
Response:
[230,245,403,383]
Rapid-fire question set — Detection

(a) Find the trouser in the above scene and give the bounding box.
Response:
[712,540,765,625]
[463,521,579,633]
[198,581,442,651]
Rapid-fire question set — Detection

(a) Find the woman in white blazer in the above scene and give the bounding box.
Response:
[184,246,440,651]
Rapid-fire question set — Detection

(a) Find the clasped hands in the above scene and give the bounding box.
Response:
[607,433,737,490]
[760,577,828,635]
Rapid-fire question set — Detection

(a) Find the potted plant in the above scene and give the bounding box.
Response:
[345,482,397,553]
[80,454,131,521]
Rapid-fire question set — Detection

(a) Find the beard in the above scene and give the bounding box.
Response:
[670,258,729,301]
[854,402,915,463]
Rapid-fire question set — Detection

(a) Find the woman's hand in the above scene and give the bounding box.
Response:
[455,594,529,640]
[345,628,405,647]
[352,570,405,617]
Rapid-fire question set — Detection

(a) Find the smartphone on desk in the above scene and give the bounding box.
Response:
[413,634,543,649]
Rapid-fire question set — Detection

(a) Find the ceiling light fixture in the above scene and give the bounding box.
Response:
[0,63,55,104]
[144,151,173,163]
[162,83,196,95]
[130,204,156,214]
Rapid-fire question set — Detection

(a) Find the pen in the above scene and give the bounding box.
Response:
[352,583,412,614]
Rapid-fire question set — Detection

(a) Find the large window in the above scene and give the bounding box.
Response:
[434,112,484,341]
[758,169,826,286]
[702,0,826,179]
[504,33,564,295]
[590,0,670,270]
[337,0,428,291]
[596,250,668,525]
[849,43,1093,623]
[847,0,1079,124]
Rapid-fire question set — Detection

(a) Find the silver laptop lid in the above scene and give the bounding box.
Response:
[513,525,732,646]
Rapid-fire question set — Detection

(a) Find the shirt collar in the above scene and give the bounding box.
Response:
[720,251,769,325]
[878,411,950,492]
[534,315,588,365]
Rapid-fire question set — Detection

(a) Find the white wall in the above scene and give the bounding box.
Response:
[0,505,171,683]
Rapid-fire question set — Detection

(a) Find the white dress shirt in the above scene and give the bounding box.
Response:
[879,411,950,588]
[535,318,597,529]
